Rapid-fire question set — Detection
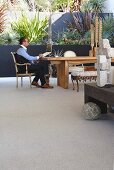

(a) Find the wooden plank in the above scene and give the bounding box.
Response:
[48,57,94,61]
[48,57,114,62]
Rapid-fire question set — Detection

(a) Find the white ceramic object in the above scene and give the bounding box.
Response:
[64,51,76,58]
[96,39,112,87]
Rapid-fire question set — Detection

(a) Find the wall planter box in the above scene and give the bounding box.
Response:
[52,45,91,56]
[0,45,47,77]
[0,44,91,77]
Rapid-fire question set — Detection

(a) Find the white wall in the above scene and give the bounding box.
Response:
[105,0,114,13]
[7,11,64,23]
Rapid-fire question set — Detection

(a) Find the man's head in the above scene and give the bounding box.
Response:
[19,37,29,47]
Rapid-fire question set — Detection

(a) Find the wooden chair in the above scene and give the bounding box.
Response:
[11,52,34,88]
[71,66,97,92]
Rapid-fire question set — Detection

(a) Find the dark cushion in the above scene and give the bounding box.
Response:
[14,53,30,74]
[14,53,29,64]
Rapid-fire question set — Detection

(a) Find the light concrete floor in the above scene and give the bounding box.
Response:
[0,77,114,170]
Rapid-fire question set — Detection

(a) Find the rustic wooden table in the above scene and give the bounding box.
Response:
[47,57,114,89]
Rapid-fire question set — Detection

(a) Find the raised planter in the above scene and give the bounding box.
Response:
[52,45,91,56]
[0,45,47,77]
[0,44,91,77]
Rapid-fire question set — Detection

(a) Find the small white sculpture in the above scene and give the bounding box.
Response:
[96,39,113,87]
[64,51,76,57]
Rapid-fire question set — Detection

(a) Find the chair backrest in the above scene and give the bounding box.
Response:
[11,52,30,74]
[11,52,18,74]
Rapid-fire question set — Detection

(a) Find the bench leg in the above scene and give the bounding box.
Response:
[71,76,79,92]
[76,77,79,92]
[71,77,75,90]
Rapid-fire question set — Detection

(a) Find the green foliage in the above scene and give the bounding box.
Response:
[102,15,114,45]
[57,14,114,46]
[0,31,19,45]
[11,13,48,44]
[56,12,93,45]
[34,0,73,11]
[81,1,91,13]
[68,12,93,37]
[56,30,91,45]
[89,0,106,13]
[57,13,114,46]
[81,0,106,14]
[51,0,73,11]
[65,12,93,36]
[31,0,51,11]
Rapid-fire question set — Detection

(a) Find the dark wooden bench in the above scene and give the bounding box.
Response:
[84,83,114,114]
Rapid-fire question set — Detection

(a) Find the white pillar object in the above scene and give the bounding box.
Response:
[96,39,112,87]
[111,66,114,84]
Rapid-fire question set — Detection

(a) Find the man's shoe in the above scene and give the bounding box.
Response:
[31,81,41,88]
[41,83,53,89]
[45,74,50,85]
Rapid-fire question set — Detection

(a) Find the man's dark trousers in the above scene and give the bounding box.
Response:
[28,60,50,86]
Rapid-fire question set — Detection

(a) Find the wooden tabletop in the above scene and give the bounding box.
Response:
[47,57,114,62]
[47,56,94,61]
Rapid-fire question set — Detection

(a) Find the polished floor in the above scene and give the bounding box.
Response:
[0,78,114,170]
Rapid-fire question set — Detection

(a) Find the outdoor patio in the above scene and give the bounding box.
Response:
[0,0,114,169]
[0,77,113,170]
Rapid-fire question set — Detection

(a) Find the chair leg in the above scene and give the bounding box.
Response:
[16,76,18,88]
[29,75,32,88]
[21,77,23,87]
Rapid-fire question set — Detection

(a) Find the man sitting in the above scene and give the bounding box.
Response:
[16,37,53,88]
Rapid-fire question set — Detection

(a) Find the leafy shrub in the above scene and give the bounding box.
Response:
[11,13,48,44]
[55,12,92,45]
[66,12,94,37]
[51,0,73,11]
[34,0,73,12]
[0,31,19,45]
[56,11,114,46]
[56,30,90,45]
[81,0,106,14]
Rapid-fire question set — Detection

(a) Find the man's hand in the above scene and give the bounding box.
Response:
[39,54,48,60]
[39,54,44,58]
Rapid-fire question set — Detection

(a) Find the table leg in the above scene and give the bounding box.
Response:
[57,61,69,89]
